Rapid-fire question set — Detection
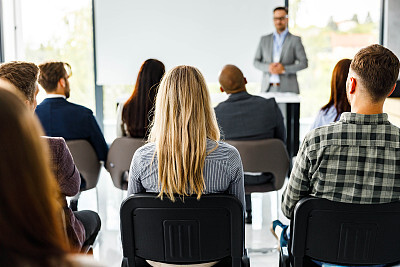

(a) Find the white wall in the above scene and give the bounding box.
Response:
[94,0,283,85]
[384,0,400,66]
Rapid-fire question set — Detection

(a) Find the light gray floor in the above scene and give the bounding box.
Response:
[77,169,290,267]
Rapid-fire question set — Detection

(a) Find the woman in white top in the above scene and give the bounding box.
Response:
[310,59,351,129]
[0,89,103,267]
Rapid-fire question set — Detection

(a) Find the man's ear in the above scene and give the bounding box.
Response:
[244,77,248,85]
[24,99,34,111]
[59,78,66,87]
[220,86,224,93]
[388,83,397,97]
[349,77,357,94]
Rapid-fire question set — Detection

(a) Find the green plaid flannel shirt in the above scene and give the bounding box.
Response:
[282,112,400,218]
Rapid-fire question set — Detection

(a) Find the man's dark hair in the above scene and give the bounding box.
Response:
[38,61,71,93]
[0,61,39,102]
[351,44,400,102]
[273,7,288,14]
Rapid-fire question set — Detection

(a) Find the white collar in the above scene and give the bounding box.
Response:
[46,94,66,99]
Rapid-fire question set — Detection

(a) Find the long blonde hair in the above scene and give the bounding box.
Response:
[149,66,220,201]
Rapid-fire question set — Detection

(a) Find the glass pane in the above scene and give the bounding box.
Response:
[20,0,95,112]
[289,0,380,135]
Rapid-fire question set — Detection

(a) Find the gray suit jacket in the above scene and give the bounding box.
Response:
[254,32,308,93]
[214,91,286,142]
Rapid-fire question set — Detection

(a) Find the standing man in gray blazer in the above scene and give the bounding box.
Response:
[254,7,308,93]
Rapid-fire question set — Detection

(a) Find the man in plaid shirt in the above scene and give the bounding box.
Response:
[272,45,400,255]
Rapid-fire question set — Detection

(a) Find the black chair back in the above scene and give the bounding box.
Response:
[120,194,246,267]
[287,197,400,267]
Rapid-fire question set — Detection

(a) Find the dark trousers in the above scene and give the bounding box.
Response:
[74,210,101,248]
[244,172,274,212]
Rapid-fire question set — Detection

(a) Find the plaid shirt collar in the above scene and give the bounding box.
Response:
[339,112,389,125]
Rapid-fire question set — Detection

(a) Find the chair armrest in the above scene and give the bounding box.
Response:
[241,248,250,267]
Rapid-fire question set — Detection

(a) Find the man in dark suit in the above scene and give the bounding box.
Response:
[254,6,308,93]
[0,61,101,251]
[214,64,286,223]
[36,61,108,163]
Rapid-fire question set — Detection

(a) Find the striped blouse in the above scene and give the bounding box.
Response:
[127,139,245,208]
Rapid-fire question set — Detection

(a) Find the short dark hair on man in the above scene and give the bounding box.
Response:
[351,44,400,102]
[38,61,71,93]
[273,7,288,14]
[0,61,39,102]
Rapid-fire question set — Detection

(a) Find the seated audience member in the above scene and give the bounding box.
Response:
[310,59,351,129]
[272,45,400,267]
[117,59,165,138]
[0,61,101,251]
[0,89,104,267]
[35,61,108,164]
[214,64,286,223]
[128,66,245,267]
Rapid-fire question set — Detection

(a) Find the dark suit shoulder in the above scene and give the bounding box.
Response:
[38,98,93,115]
[60,100,93,115]
[249,95,277,105]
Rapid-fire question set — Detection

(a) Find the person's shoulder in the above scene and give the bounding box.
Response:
[134,142,156,160]
[36,99,51,110]
[287,32,302,41]
[250,95,277,108]
[42,136,67,149]
[261,33,273,40]
[42,136,65,143]
[208,140,240,160]
[304,120,342,147]
[214,100,226,111]
[64,101,93,114]
[253,94,276,103]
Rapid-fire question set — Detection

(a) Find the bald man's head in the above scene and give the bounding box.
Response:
[218,65,247,94]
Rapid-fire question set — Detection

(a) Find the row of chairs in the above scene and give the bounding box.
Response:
[66,138,290,194]
[66,139,400,266]
[121,195,400,267]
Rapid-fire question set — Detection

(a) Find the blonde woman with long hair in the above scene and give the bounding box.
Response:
[127,65,245,208]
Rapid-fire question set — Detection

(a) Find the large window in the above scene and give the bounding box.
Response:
[288,0,380,134]
[20,0,95,112]
[12,0,382,143]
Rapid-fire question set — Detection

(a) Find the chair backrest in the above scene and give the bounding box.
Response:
[225,139,289,191]
[106,137,145,189]
[66,139,101,191]
[120,193,244,267]
[289,197,400,267]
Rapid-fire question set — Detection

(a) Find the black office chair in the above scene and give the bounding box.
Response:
[280,197,400,267]
[120,193,250,267]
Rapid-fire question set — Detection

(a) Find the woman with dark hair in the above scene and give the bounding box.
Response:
[310,59,351,129]
[0,89,103,267]
[116,59,165,138]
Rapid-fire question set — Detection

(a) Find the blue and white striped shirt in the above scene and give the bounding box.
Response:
[127,139,245,208]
